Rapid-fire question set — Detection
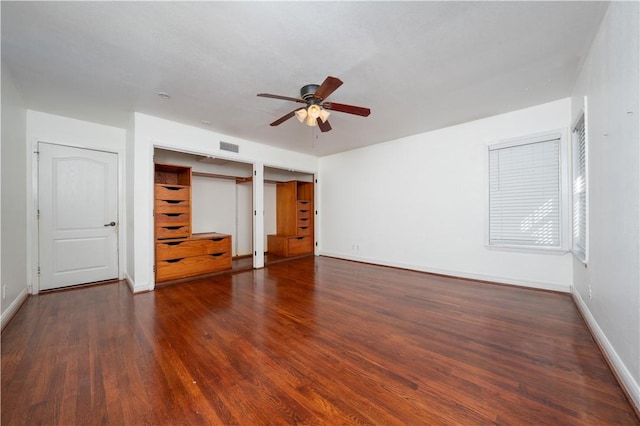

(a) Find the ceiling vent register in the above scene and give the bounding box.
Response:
[220,141,239,153]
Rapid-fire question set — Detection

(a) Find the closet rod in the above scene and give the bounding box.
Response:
[192,171,240,181]
[191,171,283,185]
[237,176,285,184]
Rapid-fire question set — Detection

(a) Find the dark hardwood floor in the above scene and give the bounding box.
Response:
[2,256,638,425]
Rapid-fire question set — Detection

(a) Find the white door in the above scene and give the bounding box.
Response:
[38,143,119,290]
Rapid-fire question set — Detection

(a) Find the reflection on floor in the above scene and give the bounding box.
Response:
[233,253,311,270]
[155,253,312,288]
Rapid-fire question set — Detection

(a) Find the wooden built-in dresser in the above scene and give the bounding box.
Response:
[154,163,232,282]
[267,180,314,257]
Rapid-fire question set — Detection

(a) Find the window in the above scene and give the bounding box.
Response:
[488,132,568,252]
[572,113,587,262]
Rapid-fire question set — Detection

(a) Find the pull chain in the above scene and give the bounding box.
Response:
[311,126,318,148]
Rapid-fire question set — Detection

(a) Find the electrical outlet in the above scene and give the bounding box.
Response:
[588,285,592,300]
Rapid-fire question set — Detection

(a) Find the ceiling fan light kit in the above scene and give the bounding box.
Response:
[258,76,371,133]
[295,104,330,127]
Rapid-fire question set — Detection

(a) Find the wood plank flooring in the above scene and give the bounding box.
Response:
[2,256,638,425]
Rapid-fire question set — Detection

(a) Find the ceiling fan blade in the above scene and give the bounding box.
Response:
[317,118,332,132]
[322,102,371,117]
[258,93,306,104]
[269,109,301,126]
[314,76,343,100]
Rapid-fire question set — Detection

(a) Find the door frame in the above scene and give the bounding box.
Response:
[30,140,125,294]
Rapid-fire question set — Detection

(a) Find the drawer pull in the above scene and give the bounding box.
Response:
[210,238,224,242]
[166,258,184,263]
[296,237,304,240]
[163,226,184,230]
[299,210,309,213]
[164,200,185,204]
[299,201,309,205]
[165,186,182,191]
[165,241,183,246]
[300,227,308,230]
[162,213,182,217]
[299,218,309,222]
[210,252,225,257]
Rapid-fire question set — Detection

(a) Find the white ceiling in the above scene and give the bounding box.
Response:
[1,1,608,157]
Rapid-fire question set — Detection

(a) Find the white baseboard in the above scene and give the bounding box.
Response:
[572,286,640,412]
[318,251,571,293]
[125,273,135,292]
[124,273,152,293]
[1,287,30,330]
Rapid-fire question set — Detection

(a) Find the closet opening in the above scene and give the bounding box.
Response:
[264,166,315,266]
[153,149,255,282]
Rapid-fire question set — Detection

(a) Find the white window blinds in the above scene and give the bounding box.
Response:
[489,138,561,248]
[572,115,587,261]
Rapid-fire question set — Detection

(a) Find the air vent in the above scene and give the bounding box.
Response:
[220,141,239,153]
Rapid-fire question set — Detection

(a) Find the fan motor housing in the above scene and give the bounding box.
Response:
[300,84,320,102]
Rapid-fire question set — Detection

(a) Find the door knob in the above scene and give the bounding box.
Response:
[104,221,117,227]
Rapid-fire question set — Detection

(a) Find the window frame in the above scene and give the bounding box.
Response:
[571,105,589,264]
[485,129,570,255]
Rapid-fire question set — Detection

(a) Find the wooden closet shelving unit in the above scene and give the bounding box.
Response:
[154,163,232,282]
[267,180,314,257]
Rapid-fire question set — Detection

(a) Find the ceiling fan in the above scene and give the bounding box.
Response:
[257,76,371,133]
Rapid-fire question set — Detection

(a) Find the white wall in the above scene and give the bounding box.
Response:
[125,114,136,284]
[132,113,318,291]
[191,177,236,234]
[319,98,573,292]
[26,111,127,293]
[236,181,254,256]
[191,176,246,255]
[570,1,640,409]
[1,63,29,328]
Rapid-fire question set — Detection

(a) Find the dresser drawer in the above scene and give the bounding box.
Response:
[155,213,190,227]
[297,217,312,227]
[297,208,311,219]
[287,236,313,256]
[155,184,190,201]
[156,225,190,240]
[268,235,313,257]
[156,237,230,261]
[297,225,312,236]
[156,253,232,282]
[297,200,312,209]
[155,199,190,214]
